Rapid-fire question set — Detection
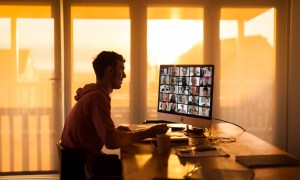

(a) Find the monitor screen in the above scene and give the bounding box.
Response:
[157,64,214,128]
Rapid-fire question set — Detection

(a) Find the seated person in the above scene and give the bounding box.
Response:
[189,106,198,115]
[180,95,188,104]
[169,85,176,93]
[169,103,177,113]
[169,94,176,103]
[160,102,168,111]
[201,87,209,96]
[188,95,198,105]
[200,107,208,116]
[201,97,210,107]
[178,104,186,113]
[200,77,211,86]
[179,86,187,94]
[190,86,199,95]
[61,51,168,158]
[161,93,169,102]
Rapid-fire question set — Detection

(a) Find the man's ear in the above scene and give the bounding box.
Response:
[107,66,114,76]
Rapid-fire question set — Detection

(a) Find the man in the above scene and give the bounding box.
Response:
[178,104,186,113]
[190,86,199,95]
[181,95,188,104]
[160,102,168,111]
[201,97,210,107]
[171,66,178,76]
[181,67,187,76]
[202,87,209,96]
[190,77,198,86]
[189,95,198,105]
[61,51,168,156]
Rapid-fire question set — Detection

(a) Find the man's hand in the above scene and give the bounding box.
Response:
[116,125,131,132]
[149,124,169,137]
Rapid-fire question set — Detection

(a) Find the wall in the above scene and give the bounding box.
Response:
[288,0,300,158]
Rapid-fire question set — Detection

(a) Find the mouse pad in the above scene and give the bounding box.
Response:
[236,154,300,168]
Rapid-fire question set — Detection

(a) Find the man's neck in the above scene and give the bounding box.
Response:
[96,79,113,93]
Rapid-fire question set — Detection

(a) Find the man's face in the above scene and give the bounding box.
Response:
[182,96,187,103]
[193,67,197,75]
[171,104,175,109]
[202,108,206,115]
[163,68,167,74]
[191,77,197,85]
[172,67,177,75]
[170,86,175,92]
[112,61,126,89]
[162,93,167,100]
[192,87,197,94]
[191,107,195,114]
[162,103,167,110]
[163,76,167,84]
[182,68,187,76]
[203,90,208,96]
[204,77,209,84]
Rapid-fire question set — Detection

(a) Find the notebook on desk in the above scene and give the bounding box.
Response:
[236,154,300,168]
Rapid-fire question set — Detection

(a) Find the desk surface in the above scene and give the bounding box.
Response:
[121,122,300,180]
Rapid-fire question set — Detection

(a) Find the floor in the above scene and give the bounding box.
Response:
[0,174,59,180]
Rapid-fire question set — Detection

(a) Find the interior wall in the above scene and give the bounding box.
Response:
[288,0,300,158]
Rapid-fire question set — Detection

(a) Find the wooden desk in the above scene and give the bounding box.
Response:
[121,122,300,180]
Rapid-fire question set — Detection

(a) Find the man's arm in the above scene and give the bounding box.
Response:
[105,124,169,149]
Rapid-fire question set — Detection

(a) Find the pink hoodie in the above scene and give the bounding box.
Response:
[61,83,121,155]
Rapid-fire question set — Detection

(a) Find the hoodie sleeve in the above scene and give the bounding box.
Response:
[89,92,122,149]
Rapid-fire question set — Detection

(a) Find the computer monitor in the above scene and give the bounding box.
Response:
[157,64,214,128]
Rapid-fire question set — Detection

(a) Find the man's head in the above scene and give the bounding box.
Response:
[169,85,175,93]
[93,51,126,89]
[190,106,196,114]
[203,77,209,85]
[181,95,187,103]
[182,67,187,76]
[191,86,198,94]
[172,66,178,76]
[161,102,167,111]
[191,77,197,86]
[203,87,208,96]
[201,107,206,115]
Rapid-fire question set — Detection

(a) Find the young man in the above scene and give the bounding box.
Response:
[61,51,168,156]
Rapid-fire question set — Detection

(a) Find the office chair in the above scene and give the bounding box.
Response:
[85,154,123,180]
[56,140,87,180]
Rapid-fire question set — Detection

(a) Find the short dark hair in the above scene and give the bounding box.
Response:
[92,51,125,79]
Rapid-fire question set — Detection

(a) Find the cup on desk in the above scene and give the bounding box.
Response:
[156,134,171,154]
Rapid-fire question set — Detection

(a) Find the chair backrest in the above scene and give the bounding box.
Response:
[85,154,123,180]
[56,140,87,180]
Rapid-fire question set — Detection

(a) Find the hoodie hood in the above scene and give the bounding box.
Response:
[74,83,110,101]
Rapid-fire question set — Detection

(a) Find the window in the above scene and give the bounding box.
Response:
[0,4,55,171]
[0,0,289,173]
[147,7,204,119]
[219,7,275,142]
[70,5,130,125]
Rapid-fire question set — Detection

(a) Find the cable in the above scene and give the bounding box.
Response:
[212,117,246,132]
